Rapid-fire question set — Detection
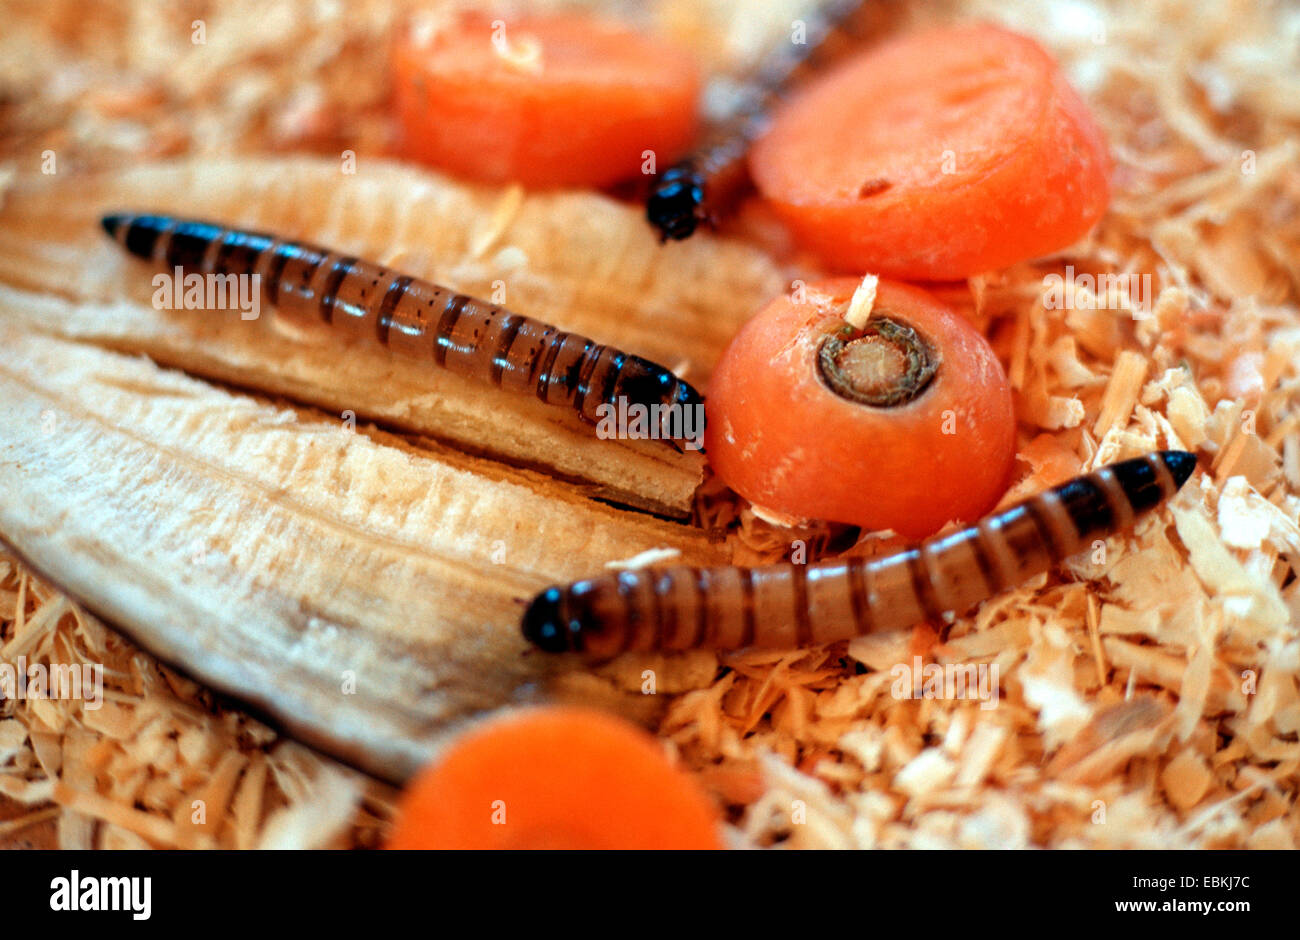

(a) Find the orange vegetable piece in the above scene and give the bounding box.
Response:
[749,24,1111,279]
[392,13,702,188]
[704,278,1016,538]
[387,707,722,850]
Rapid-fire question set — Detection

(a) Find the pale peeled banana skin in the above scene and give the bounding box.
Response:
[0,324,727,782]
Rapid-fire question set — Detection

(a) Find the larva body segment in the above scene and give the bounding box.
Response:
[523,452,1197,657]
[101,213,703,443]
[646,0,874,241]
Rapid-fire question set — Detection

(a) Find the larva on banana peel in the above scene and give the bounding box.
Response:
[102,213,703,448]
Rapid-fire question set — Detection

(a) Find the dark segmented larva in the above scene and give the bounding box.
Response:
[646,0,874,241]
[101,213,703,443]
[523,452,1197,657]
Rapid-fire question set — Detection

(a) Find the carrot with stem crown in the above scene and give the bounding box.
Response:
[704,278,1017,537]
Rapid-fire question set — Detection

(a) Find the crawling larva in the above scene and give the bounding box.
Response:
[645,0,874,241]
[523,451,1196,657]
[101,213,703,445]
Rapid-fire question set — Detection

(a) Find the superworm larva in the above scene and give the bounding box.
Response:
[523,451,1196,656]
[645,0,873,241]
[101,213,703,444]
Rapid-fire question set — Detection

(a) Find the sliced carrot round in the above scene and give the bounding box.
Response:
[393,13,702,188]
[704,278,1016,538]
[749,24,1111,279]
[387,707,722,850]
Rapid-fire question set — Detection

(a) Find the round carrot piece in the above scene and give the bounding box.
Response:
[704,278,1016,538]
[749,24,1111,279]
[392,13,702,188]
[387,707,722,850]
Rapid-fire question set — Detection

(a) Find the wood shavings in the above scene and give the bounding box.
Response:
[0,720,28,764]
[256,751,364,849]
[748,502,811,529]
[0,555,398,848]
[894,749,957,798]
[1162,749,1214,810]
[1217,476,1278,549]
[1093,350,1148,439]
[1172,499,1289,627]
[604,547,682,570]
[1021,641,1094,750]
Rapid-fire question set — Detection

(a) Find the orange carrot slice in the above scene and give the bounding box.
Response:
[704,278,1016,538]
[393,13,702,188]
[749,24,1111,279]
[387,707,722,850]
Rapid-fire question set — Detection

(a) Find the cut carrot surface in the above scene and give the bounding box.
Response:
[393,13,702,188]
[749,24,1112,279]
[704,278,1016,538]
[387,707,723,850]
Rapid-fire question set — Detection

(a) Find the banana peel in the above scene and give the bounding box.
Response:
[0,322,728,782]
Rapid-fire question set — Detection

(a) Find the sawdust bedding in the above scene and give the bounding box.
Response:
[0,0,1297,849]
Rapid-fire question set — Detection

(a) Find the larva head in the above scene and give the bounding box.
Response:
[100,213,174,261]
[646,166,706,242]
[1157,450,1197,490]
[613,357,680,408]
[100,213,129,242]
[673,375,705,412]
[1055,450,1198,543]
[521,587,575,652]
[522,582,625,657]
[1113,449,1197,512]
[609,357,707,450]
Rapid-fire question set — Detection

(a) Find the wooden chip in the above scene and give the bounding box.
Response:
[1093,350,1148,439]
[1161,749,1214,810]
